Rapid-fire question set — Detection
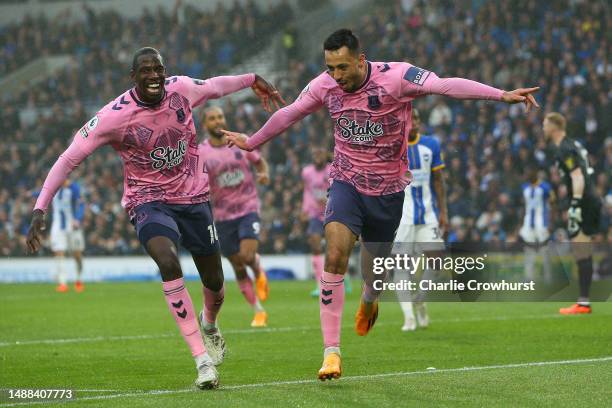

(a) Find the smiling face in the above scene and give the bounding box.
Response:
[204,107,227,139]
[324,46,367,93]
[130,53,166,104]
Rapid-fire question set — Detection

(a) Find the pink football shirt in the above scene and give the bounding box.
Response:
[198,141,261,222]
[302,163,331,220]
[34,74,255,217]
[245,62,503,196]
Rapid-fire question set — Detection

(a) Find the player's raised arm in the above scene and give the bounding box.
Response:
[26,114,115,253]
[400,65,539,112]
[222,77,325,151]
[182,74,284,112]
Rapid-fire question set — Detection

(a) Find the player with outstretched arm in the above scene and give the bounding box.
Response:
[221,29,538,380]
[26,47,284,389]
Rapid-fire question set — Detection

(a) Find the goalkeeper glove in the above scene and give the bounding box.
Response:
[567,198,582,238]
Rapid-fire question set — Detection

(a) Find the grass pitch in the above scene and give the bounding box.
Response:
[1,280,611,407]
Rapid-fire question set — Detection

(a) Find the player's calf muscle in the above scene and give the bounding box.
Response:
[233,264,249,280]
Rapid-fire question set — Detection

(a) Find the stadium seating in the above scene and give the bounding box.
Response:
[1,0,609,256]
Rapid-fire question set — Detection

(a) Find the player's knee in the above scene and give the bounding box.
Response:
[240,251,256,266]
[157,256,182,280]
[204,270,224,292]
[309,239,322,254]
[325,247,348,274]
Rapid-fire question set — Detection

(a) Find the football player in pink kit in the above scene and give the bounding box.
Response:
[302,147,332,296]
[25,47,284,389]
[199,106,271,328]
[222,29,539,380]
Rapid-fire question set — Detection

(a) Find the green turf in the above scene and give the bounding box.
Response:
[1,281,611,407]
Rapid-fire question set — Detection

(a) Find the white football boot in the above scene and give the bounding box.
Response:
[199,311,226,366]
[401,316,417,331]
[194,353,219,390]
[400,301,417,331]
[415,302,429,328]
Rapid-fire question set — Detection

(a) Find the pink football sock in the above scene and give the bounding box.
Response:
[312,254,324,285]
[162,278,205,357]
[237,277,257,306]
[320,271,345,348]
[203,285,225,325]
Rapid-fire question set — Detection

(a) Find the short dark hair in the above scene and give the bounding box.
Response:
[131,47,162,70]
[323,29,360,55]
[526,166,539,183]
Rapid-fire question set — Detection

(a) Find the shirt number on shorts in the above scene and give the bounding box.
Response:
[207,224,219,244]
[252,222,260,234]
[432,227,440,240]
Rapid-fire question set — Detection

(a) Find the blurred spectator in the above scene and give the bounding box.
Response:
[1,0,609,255]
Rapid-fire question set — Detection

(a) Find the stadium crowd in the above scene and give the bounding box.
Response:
[1,0,610,256]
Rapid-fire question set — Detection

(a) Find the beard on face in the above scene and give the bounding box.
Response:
[208,126,224,139]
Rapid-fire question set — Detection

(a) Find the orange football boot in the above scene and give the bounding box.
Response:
[255,270,269,302]
[318,352,342,381]
[355,300,379,336]
[55,284,69,293]
[559,303,592,315]
[74,281,85,293]
[251,311,268,327]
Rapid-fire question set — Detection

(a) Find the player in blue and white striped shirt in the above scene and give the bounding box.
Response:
[519,168,554,283]
[394,109,448,331]
[50,180,86,292]
[519,169,552,244]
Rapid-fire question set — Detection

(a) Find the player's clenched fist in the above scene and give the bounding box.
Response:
[256,172,270,185]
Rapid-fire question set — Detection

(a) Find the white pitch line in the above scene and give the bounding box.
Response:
[0,334,175,347]
[0,356,610,407]
[224,355,612,389]
[0,326,314,348]
[0,312,599,348]
[71,390,120,393]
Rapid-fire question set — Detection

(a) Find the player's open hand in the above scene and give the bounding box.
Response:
[256,172,270,185]
[251,74,286,113]
[221,130,253,151]
[26,209,46,254]
[501,87,540,112]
